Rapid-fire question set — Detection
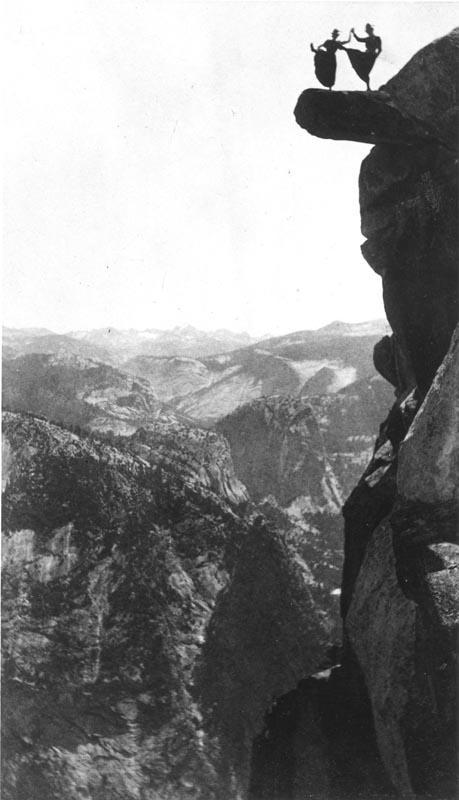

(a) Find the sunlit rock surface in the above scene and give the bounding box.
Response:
[360,30,459,395]
[338,31,458,800]
[217,380,393,511]
[250,28,459,800]
[397,327,459,505]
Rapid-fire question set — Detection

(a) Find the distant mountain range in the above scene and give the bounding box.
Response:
[3,320,389,362]
[3,325,265,362]
[3,320,392,427]
[2,330,113,363]
[164,321,391,423]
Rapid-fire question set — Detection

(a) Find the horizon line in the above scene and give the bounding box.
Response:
[2,316,389,338]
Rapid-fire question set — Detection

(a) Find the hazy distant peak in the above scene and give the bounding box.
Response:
[170,324,200,334]
[316,319,391,337]
[3,320,390,367]
[3,326,55,337]
[58,325,270,359]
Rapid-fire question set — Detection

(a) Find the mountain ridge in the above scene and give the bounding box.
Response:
[3,319,389,360]
[4,320,394,426]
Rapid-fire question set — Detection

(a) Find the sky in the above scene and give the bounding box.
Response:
[3,1,458,336]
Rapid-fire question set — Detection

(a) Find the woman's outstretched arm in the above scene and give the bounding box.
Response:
[351,29,366,42]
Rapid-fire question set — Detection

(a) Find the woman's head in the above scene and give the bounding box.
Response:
[331,28,340,39]
[365,23,374,34]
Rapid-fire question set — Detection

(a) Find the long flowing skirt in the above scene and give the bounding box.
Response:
[313,50,337,88]
[345,49,377,84]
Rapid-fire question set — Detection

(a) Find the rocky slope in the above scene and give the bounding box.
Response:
[2,352,162,435]
[215,378,393,616]
[2,410,336,800]
[249,28,458,800]
[3,329,114,363]
[217,377,393,512]
[123,355,215,402]
[171,322,390,424]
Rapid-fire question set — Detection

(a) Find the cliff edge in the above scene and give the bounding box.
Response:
[287,28,458,799]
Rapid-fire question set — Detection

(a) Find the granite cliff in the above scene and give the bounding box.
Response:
[217,378,393,512]
[2,408,335,800]
[295,29,458,398]
[249,28,458,800]
[215,380,394,628]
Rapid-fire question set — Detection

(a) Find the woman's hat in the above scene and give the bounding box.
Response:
[332,28,340,35]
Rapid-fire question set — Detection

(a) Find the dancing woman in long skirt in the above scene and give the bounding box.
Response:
[344,24,382,90]
[310,29,351,89]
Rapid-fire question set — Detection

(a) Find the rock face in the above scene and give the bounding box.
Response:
[360,30,459,395]
[296,29,459,396]
[217,379,393,511]
[1,411,244,800]
[249,665,397,800]
[2,411,333,800]
[338,336,458,800]
[251,28,459,800]
[216,381,394,641]
[396,327,458,505]
[294,88,437,146]
[200,518,331,795]
[343,331,458,797]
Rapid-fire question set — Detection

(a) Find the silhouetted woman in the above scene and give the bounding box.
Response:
[344,24,382,90]
[310,29,351,89]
